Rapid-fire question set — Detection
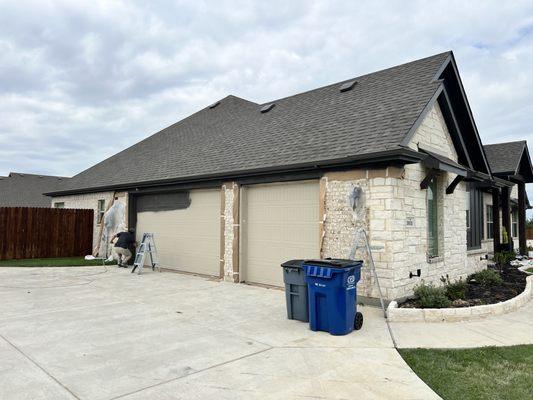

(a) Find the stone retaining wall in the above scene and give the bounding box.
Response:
[387,275,532,322]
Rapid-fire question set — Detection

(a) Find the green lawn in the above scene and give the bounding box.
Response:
[526,267,533,273]
[399,345,533,400]
[0,257,115,267]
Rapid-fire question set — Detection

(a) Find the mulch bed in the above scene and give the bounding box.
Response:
[400,263,528,308]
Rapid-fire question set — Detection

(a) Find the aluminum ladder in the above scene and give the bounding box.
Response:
[132,233,160,274]
[348,228,387,317]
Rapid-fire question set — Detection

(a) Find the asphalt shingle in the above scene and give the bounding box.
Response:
[484,141,527,174]
[53,52,451,194]
[0,173,69,207]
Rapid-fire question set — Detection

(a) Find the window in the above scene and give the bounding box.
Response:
[466,197,470,230]
[486,205,493,239]
[54,202,65,208]
[512,209,518,238]
[97,199,106,224]
[427,177,439,257]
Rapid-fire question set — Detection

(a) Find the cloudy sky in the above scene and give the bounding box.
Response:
[1,0,532,212]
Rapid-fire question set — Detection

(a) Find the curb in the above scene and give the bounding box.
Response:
[387,275,533,323]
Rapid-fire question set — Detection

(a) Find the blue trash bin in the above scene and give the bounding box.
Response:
[303,259,363,335]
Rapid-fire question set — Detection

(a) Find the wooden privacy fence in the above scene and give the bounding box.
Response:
[0,207,93,260]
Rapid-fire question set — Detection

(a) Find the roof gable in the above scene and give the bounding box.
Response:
[484,141,533,182]
[401,52,492,176]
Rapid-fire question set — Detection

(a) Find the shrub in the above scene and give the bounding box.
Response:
[468,269,503,286]
[440,275,467,300]
[414,282,451,308]
[493,251,516,265]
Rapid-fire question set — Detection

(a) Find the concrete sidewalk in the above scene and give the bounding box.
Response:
[390,300,533,349]
[0,266,439,400]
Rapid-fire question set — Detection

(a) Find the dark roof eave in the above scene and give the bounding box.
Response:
[45,147,424,196]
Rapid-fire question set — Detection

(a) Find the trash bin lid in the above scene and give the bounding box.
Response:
[281,259,305,269]
[303,258,362,268]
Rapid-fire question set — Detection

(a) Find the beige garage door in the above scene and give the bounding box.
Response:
[241,181,320,287]
[136,189,220,276]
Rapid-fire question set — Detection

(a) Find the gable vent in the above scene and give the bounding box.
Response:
[339,80,357,92]
[209,101,220,109]
[260,103,275,113]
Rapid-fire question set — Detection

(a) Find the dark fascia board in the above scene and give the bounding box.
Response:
[427,52,492,177]
[432,52,453,81]
[45,148,424,196]
[400,83,475,172]
[468,171,513,189]
[400,84,443,147]
[446,52,492,177]
[516,144,533,181]
[420,152,467,177]
[439,88,473,169]
[492,176,514,187]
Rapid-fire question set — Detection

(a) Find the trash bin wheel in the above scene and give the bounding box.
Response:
[354,311,364,330]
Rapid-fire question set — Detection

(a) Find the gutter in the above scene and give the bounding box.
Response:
[45,147,425,196]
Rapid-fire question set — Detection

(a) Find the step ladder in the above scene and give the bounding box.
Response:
[132,233,160,274]
[348,228,386,317]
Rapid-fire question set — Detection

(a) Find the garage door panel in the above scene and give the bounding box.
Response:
[136,189,220,276]
[243,181,319,287]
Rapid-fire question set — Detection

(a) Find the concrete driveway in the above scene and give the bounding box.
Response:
[0,266,438,400]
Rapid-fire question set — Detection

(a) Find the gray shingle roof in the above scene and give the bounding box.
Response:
[483,141,527,174]
[53,52,451,194]
[0,173,68,207]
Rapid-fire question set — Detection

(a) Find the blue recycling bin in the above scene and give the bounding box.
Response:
[303,259,363,335]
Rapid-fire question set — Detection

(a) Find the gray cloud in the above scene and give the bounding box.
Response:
[0,0,532,214]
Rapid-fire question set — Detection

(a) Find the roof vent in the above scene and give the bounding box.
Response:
[339,80,357,92]
[209,101,220,109]
[260,103,275,113]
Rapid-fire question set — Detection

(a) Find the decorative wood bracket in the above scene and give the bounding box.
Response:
[420,169,438,189]
[445,175,463,194]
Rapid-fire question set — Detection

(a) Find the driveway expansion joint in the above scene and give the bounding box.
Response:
[0,334,81,400]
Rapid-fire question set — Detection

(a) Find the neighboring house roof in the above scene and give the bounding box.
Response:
[0,173,69,207]
[484,140,533,183]
[484,141,528,174]
[47,51,492,196]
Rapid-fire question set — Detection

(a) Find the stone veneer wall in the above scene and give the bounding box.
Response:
[321,168,402,299]
[51,191,127,249]
[222,183,236,282]
[320,103,488,300]
[399,102,486,298]
[49,104,504,300]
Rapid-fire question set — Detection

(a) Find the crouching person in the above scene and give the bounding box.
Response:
[110,228,137,268]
